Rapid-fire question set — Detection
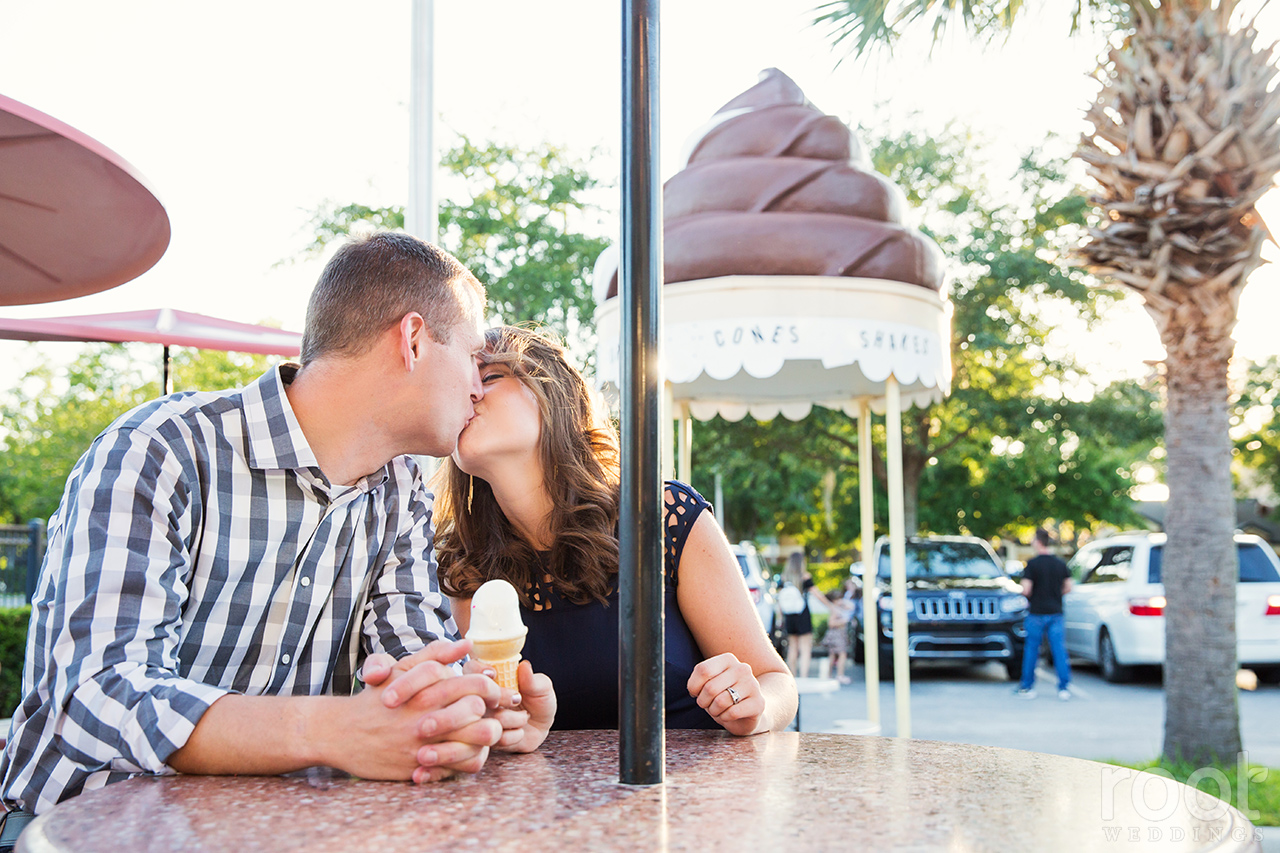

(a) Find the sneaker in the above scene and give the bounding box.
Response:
[1058,688,1072,701]
[1015,687,1036,699]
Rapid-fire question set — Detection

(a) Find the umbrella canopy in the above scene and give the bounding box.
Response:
[0,308,301,355]
[0,94,171,305]
[0,308,302,394]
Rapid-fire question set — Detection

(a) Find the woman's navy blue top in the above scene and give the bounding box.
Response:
[521,480,718,730]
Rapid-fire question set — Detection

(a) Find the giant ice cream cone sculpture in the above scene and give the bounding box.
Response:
[467,579,528,691]
[599,68,944,298]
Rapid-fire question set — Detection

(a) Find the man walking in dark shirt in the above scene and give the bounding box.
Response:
[1016,528,1074,700]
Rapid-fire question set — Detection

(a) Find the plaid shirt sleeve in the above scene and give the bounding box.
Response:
[33,425,231,788]
[360,461,458,660]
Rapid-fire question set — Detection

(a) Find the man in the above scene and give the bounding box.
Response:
[1015,527,1074,700]
[0,233,555,815]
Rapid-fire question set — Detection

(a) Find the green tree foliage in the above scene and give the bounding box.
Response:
[0,346,154,524]
[0,346,271,524]
[690,121,1163,552]
[303,135,610,360]
[1233,356,1280,499]
[0,606,30,716]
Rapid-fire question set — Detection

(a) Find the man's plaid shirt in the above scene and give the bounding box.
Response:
[0,365,455,813]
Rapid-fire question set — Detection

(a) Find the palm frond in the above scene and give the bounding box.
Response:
[813,0,900,59]
[813,0,1098,61]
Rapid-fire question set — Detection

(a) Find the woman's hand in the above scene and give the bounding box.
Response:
[461,658,556,753]
[687,652,765,736]
[497,661,557,753]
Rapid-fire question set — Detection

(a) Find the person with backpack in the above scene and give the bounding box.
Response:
[780,553,816,678]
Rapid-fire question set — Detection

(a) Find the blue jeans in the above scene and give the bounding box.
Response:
[1020,613,1070,691]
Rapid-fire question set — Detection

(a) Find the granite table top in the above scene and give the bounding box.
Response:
[17,730,1263,852]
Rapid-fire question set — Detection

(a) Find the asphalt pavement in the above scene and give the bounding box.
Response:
[797,659,1280,849]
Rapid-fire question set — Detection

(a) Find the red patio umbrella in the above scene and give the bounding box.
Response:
[0,308,302,393]
[1,94,170,305]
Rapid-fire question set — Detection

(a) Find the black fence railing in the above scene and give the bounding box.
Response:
[0,521,44,608]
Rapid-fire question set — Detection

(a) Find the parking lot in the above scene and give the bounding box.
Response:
[798,660,1280,766]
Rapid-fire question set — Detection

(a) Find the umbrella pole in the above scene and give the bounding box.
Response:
[618,0,663,786]
[859,398,879,724]
[407,0,437,244]
[162,344,171,395]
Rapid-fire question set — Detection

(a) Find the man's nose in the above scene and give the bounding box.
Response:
[470,367,484,400]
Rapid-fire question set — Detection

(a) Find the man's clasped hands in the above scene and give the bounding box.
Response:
[356,638,556,783]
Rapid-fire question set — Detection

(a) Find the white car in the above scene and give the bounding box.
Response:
[1062,531,1280,682]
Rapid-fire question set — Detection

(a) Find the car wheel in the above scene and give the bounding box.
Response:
[770,616,789,659]
[877,647,895,682]
[1004,656,1022,682]
[1099,630,1133,683]
[1250,665,1280,685]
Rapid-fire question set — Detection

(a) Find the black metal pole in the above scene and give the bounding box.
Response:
[619,0,663,785]
[25,518,45,603]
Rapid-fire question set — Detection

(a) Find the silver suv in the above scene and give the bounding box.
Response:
[730,542,787,655]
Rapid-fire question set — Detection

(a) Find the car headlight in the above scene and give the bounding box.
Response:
[1000,596,1028,614]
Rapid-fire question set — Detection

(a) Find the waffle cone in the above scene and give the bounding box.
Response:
[471,634,526,691]
[477,655,521,691]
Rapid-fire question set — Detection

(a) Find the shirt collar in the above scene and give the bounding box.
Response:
[243,363,320,472]
[242,364,392,494]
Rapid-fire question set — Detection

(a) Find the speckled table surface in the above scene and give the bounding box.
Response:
[16,730,1263,852]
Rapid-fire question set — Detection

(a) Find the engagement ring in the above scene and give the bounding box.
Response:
[727,686,742,705]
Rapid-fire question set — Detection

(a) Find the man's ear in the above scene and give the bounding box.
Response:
[398,312,430,370]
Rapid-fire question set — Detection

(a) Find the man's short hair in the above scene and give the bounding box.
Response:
[300,232,484,363]
[1034,527,1053,547]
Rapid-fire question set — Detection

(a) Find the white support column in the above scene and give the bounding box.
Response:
[886,376,911,738]
[677,403,692,485]
[858,398,879,725]
[661,382,676,481]
[714,471,725,529]
[407,0,436,244]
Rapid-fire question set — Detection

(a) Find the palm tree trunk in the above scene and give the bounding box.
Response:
[1071,1,1274,766]
[902,442,926,536]
[1160,343,1240,765]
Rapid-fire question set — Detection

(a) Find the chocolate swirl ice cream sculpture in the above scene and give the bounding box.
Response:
[601,68,944,297]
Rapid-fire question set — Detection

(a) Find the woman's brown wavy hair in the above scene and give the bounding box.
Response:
[435,326,621,607]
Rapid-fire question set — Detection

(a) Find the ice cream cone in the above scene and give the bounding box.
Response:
[477,653,521,691]
[470,634,527,691]
[467,579,529,692]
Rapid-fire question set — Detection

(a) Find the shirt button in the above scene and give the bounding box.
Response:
[281,654,291,665]
[300,577,311,587]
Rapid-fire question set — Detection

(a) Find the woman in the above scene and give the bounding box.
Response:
[782,554,816,678]
[435,326,796,735]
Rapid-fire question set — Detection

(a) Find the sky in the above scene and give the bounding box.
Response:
[1,0,1278,388]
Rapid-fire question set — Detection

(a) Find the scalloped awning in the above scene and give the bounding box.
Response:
[595,275,952,421]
